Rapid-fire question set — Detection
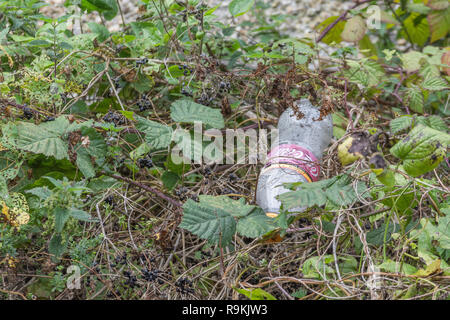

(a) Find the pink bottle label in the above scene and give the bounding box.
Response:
[264,144,320,182]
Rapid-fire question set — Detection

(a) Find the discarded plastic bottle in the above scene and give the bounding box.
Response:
[256,98,333,217]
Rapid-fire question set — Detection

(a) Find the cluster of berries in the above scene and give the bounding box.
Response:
[228,173,238,182]
[136,96,151,112]
[123,270,138,288]
[104,195,115,207]
[218,81,231,93]
[178,64,192,76]
[175,187,189,201]
[137,156,153,169]
[103,111,126,126]
[181,85,193,97]
[114,253,127,265]
[43,116,55,122]
[141,268,163,284]
[136,58,148,65]
[22,107,34,120]
[197,92,213,106]
[113,78,123,89]
[175,277,194,295]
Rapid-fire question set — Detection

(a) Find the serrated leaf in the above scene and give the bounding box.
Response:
[427,0,449,11]
[341,16,366,42]
[390,116,413,134]
[402,13,430,47]
[69,208,96,222]
[14,117,70,160]
[422,74,449,90]
[198,195,255,218]
[76,148,96,178]
[54,207,70,233]
[325,181,368,206]
[170,99,225,129]
[236,208,278,238]
[404,87,424,113]
[161,171,179,190]
[49,234,66,259]
[416,115,448,131]
[278,187,327,210]
[390,124,450,177]
[179,199,236,247]
[427,7,450,43]
[135,115,173,149]
[401,51,426,72]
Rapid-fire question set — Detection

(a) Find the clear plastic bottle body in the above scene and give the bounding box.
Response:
[256,99,333,216]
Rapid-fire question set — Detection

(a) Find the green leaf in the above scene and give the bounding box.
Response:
[317,16,346,45]
[325,181,368,206]
[233,287,276,300]
[69,208,96,222]
[229,0,255,17]
[80,0,118,20]
[301,255,335,279]
[390,124,450,177]
[416,115,448,131]
[278,187,327,210]
[49,234,66,260]
[197,195,255,218]
[278,175,369,210]
[130,142,151,161]
[404,86,424,113]
[76,148,96,178]
[87,22,110,42]
[179,199,236,247]
[236,208,278,238]
[54,207,70,233]
[402,13,430,47]
[390,116,413,134]
[377,259,418,275]
[135,115,173,149]
[366,223,399,246]
[14,117,70,160]
[170,99,225,129]
[161,171,179,191]
[422,74,449,90]
[427,7,450,43]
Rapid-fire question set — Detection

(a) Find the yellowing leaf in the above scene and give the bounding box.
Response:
[341,16,367,42]
[1,193,30,229]
[413,259,441,277]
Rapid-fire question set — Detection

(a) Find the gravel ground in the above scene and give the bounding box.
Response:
[40,0,352,38]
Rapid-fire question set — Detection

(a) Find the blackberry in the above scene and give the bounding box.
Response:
[137,156,153,169]
[103,111,125,126]
[218,81,231,92]
[181,86,192,97]
[189,195,199,202]
[43,116,55,122]
[175,277,194,294]
[228,173,238,182]
[175,187,188,201]
[105,195,115,207]
[222,187,234,195]
[22,107,34,120]
[137,96,151,112]
[136,58,148,65]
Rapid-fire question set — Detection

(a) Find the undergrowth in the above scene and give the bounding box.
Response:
[0,0,449,300]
